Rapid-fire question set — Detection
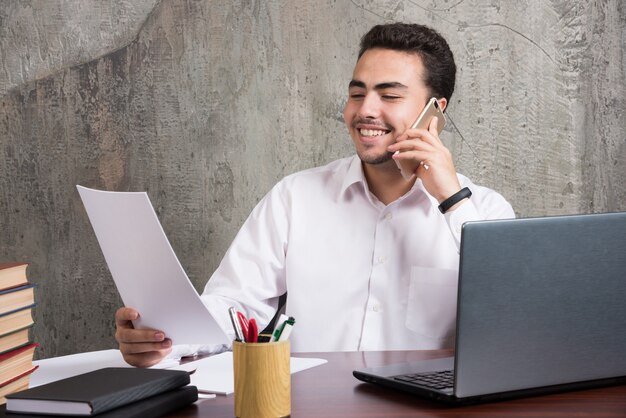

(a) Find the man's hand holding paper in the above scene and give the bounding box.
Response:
[115,307,172,368]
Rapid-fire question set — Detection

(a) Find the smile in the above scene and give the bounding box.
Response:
[359,128,389,137]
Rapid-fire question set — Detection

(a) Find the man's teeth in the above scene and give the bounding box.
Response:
[359,129,387,137]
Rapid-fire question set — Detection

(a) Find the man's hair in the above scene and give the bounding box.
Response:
[359,23,456,103]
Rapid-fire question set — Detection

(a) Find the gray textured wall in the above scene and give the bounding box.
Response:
[1,0,624,359]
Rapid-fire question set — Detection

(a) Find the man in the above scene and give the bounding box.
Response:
[116,23,514,367]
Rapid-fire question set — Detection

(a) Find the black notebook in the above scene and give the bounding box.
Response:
[5,368,190,416]
[0,385,198,418]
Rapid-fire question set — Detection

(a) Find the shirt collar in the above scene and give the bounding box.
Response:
[339,155,368,196]
[339,155,438,208]
[410,177,441,208]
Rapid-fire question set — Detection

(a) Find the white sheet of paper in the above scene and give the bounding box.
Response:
[31,350,181,388]
[77,186,228,346]
[170,352,328,395]
[30,350,124,387]
[30,350,120,387]
[31,350,328,395]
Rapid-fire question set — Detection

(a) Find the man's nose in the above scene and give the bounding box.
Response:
[357,93,382,119]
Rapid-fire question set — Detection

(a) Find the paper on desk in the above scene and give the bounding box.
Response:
[31,349,326,396]
[77,186,229,346]
[31,350,116,387]
[30,349,180,388]
[170,352,328,395]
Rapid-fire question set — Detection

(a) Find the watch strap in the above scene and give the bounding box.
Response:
[438,187,472,214]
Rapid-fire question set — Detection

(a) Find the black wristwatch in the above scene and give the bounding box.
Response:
[438,187,472,214]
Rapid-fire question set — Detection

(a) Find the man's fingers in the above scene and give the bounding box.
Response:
[115,307,139,326]
[119,339,172,355]
[428,116,440,135]
[115,327,167,344]
[114,306,172,368]
[388,138,434,154]
[392,150,429,165]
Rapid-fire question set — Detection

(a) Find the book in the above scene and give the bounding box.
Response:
[0,264,35,406]
[6,367,192,416]
[0,308,34,338]
[0,367,38,404]
[0,328,31,356]
[0,285,35,317]
[0,385,198,418]
[0,265,28,292]
[0,344,37,388]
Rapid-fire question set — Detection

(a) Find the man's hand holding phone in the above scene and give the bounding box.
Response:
[388,98,463,204]
[391,97,446,180]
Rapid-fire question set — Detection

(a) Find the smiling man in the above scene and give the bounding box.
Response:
[115,23,515,367]
[345,45,463,207]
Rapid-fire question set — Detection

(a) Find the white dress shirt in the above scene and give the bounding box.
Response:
[193,155,514,355]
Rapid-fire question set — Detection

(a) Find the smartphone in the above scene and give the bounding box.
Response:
[394,97,446,180]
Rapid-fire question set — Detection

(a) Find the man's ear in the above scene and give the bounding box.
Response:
[438,97,448,112]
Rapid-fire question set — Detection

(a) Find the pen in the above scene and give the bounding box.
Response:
[228,307,245,342]
[270,315,295,342]
[237,311,250,340]
[248,318,258,343]
[270,314,289,342]
[278,318,295,341]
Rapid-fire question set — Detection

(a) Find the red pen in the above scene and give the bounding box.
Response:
[248,318,258,343]
[237,311,249,341]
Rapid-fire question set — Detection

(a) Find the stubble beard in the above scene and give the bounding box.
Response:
[357,147,394,165]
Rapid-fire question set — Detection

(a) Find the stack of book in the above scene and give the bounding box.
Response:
[0,263,37,404]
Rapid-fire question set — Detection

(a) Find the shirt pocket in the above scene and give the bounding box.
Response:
[406,266,458,340]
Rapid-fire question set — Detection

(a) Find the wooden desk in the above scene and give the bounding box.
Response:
[170,350,626,417]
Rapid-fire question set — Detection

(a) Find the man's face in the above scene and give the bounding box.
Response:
[343,48,430,166]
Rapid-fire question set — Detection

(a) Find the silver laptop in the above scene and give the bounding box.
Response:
[353,212,626,404]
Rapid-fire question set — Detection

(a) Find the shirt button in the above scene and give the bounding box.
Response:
[372,304,381,312]
[384,213,393,221]
[377,256,387,264]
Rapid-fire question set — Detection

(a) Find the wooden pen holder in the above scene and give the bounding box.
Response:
[233,340,291,418]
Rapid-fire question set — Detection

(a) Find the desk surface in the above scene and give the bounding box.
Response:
[169,349,626,417]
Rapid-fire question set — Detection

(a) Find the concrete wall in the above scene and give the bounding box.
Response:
[1,0,624,358]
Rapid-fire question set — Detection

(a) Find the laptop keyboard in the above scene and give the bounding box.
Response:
[392,370,454,390]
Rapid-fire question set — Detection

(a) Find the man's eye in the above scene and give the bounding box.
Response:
[382,95,401,101]
[350,93,365,100]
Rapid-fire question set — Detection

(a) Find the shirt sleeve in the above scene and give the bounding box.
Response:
[200,181,290,340]
[443,182,516,250]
